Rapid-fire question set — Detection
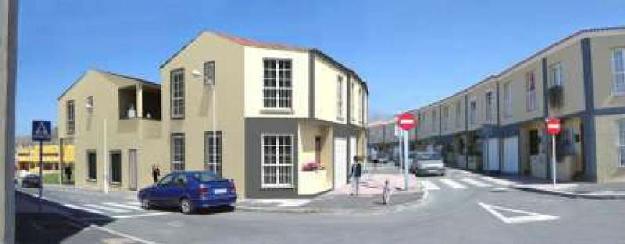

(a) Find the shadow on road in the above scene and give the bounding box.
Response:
[16,191,115,244]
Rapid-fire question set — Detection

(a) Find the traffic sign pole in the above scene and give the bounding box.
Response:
[403,130,409,191]
[32,120,52,213]
[546,117,561,188]
[552,135,556,188]
[396,112,417,191]
[38,140,43,211]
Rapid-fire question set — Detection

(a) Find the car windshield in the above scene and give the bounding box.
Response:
[416,153,442,160]
[190,172,220,182]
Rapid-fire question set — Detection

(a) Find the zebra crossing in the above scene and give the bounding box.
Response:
[420,176,515,191]
[62,200,168,219]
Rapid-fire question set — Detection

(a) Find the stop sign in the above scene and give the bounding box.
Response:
[546,118,561,135]
[397,113,417,131]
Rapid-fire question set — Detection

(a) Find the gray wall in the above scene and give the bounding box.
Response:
[0,0,17,243]
[244,118,299,198]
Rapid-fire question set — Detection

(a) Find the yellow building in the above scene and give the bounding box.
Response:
[15,144,75,173]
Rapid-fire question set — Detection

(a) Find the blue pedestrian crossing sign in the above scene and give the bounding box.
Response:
[32,120,52,141]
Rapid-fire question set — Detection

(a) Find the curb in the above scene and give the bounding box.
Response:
[235,189,429,215]
[512,185,625,200]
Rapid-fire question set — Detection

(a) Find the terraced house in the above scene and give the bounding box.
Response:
[58,32,369,198]
[369,27,625,183]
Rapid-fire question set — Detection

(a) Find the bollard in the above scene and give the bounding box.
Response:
[382,179,391,205]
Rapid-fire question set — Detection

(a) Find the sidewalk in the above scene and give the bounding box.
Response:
[513,181,625,199]
[237,172,426,215]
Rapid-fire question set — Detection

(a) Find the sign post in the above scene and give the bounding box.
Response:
[397,113,417,191]
[32,120,52,211]
[546,118,561,188]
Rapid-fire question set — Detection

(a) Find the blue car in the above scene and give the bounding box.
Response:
[138,171,237,214]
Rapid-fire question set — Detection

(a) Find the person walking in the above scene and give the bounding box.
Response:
[152,165,161,184]
[350,158,363,196]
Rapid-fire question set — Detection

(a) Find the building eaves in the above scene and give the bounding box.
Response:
[57,69,158,100]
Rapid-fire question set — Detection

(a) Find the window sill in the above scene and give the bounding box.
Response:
[260,108,293,115]
[86,179,96,183]
[261,185,294,189]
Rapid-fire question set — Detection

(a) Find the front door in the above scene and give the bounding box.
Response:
[128,149,138,190]
[485,138,500,171]
[503,137,519,174]
[110,151,122,185]
[334,137,347,188]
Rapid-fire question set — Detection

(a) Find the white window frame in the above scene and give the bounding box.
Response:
[526,71,537,112]
[469,98,477,125]
[351,82,356,122]
[337,76,344,120]
[503,82,512,118]
[261,134,294,188]
[171,69,185,119]
[442,106,449,131]
[358,87,363,124]
[67,100,75,135]
[263,59,292,109]
[619,120,625,168]
[455,100,462,128]
[612,48,625,96]
[549,62,563,88]
[204,131,222,177]
[485,90,494,123]
[204,61,215,85]
[431,110,437,133]
[171,133,185,171]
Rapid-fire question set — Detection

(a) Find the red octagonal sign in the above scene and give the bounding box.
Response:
[546,118,561,135]
[397,113,417,131]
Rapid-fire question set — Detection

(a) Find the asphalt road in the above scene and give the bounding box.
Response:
[19,168,625,244]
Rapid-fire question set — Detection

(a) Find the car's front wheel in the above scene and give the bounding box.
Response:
[140,198,151,210]
[180,198,194,215]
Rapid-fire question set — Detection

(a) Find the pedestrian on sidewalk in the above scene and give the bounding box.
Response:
[350,157,363,196]
[152,164,161,184]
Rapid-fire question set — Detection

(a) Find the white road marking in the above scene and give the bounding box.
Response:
[422,180,440,190]
[84,204,131,213]
[461,178,491,187]
[439,179,466,189]
[481,176,515,186]
[478,202,559,224]
[252,199,311,207]
[113,212,170,219]
[103,202,143,211]
[63,203,105,214]
[126,201,141,206]
[88,224,158,244]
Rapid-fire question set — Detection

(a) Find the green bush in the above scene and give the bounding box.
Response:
[42,173,60,184]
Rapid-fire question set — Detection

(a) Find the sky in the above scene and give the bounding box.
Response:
[16,0,625,135]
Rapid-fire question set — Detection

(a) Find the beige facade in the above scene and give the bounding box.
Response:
[60,32,368,198]
[58,70,164,191]
[373,27,625,183]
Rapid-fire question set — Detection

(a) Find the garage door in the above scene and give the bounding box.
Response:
[334,137,348,188]
[484,138,500,171]
[503,137,519,174]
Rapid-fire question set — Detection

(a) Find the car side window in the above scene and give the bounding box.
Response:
[174,174,187,186]
[158,174,174,186]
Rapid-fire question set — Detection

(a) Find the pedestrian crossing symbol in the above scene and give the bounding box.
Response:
[32,120,52,141]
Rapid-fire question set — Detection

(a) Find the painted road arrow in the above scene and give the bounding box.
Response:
[478,202,559,224]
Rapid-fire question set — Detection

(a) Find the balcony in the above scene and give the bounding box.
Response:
[118,84,161,121]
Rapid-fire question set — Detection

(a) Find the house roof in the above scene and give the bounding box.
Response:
[57,69,159,100]
[406,26,625,115]
[158,31,368,93]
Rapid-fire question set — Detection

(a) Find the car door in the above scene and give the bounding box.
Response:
[152,174,174,206]
[168,174,188,206]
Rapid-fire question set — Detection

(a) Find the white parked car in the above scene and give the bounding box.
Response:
[409,152,445,176]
